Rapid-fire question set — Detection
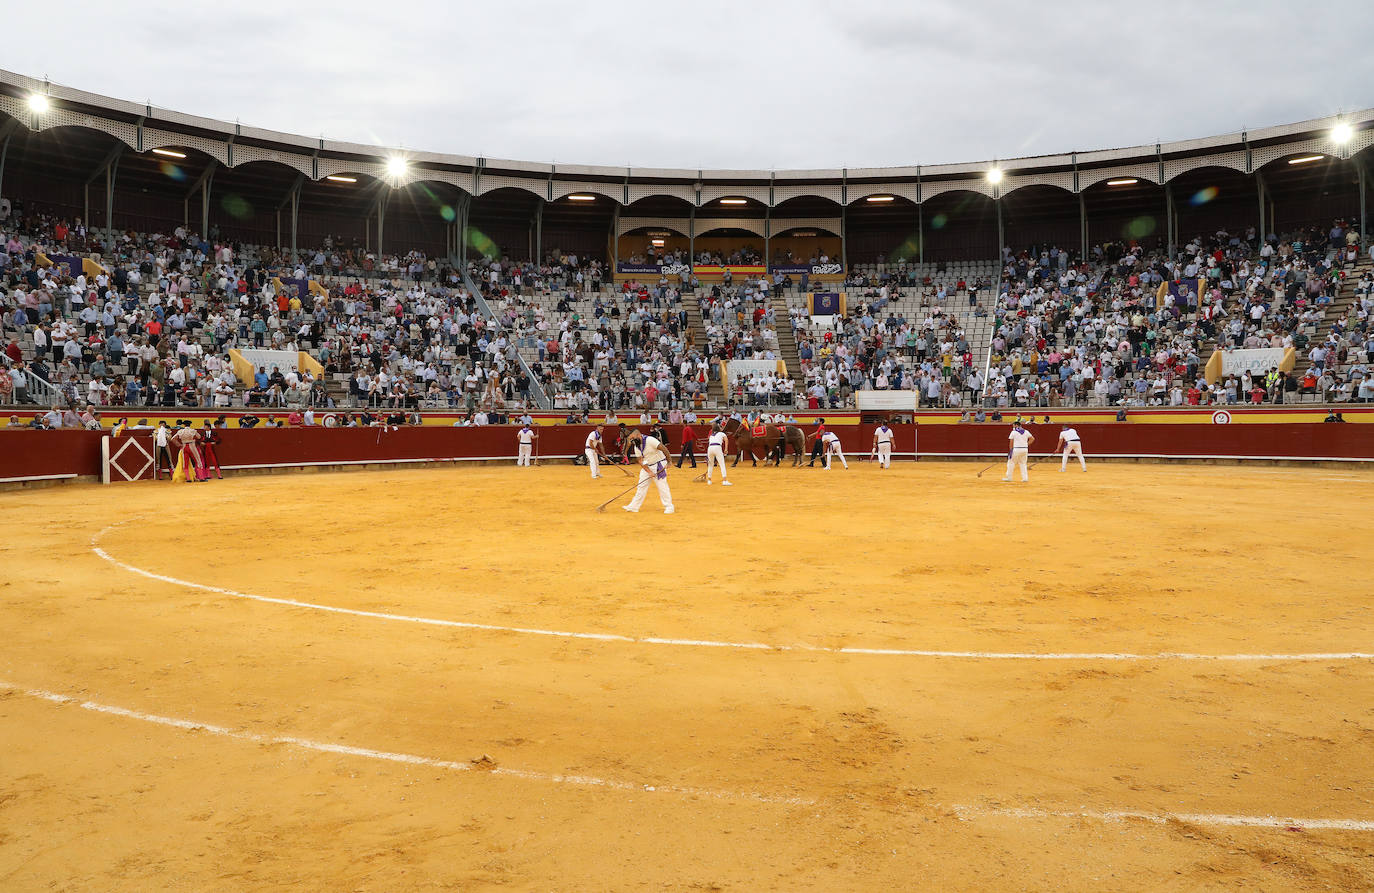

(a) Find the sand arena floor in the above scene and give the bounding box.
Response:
[2,459,1373,890]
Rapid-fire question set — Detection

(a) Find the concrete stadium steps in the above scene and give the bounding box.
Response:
[768,293,803,393]
[681,299,722,403]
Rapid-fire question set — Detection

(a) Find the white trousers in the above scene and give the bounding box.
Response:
[824,445,847,469]
[876,442,892,468]
[585,448,600,477]
[627,463,673,511]
[1005,449,1029,481]
[1061,441,1085,471]
[706,445,728,481]
[517,443,533,466]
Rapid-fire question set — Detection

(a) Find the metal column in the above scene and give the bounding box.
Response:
[104,157,119,246]
[840,204,847,270]
[917,201,924,265]
[995,198,1004,261]
[764,207,770,268]
[291,185,301,263]
[375,187,390,258]
[610,203,619,268]
[1078,193,1087,262]
[1255,172,1267,243]
[1165,184,1176,257]
[688,206,695,266]
[534,199,543,263]
[1358,161,1368,250]
[0,131,10,201]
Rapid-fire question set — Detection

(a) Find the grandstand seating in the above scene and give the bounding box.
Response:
[3,205,1371,420]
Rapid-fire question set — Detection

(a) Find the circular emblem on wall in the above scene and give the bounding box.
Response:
[1211,410,1231,425]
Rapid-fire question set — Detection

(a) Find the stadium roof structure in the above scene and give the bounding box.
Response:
[0,68,1369,265]
[2,68,1369,204]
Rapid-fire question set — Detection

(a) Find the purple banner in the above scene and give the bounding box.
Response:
[771,263,843,276]
[49,255,84,278]
[616,262,691,277]
[811,292,841,315]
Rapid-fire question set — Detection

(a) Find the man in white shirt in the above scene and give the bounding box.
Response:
[623,429,674,513]
[821,430,848,469]
[516,423,536,467]
[705,421,732,485]
[584,425,605,478]
[872,421,894,469]
[1003,421,1035,482]
[1057,426,1086,472]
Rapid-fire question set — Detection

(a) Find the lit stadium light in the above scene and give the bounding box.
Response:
[27,94,49,114]
[866,195,895,202]
[152,148,187,159]
[566,194,596,201]
[986,168,1004,185]
[326,175,358,183]
[1287,155,1324,165]
[1106,178,1138,186]
[1331,122,1353,145]
[719,198,748,205]
[386,156,408,178]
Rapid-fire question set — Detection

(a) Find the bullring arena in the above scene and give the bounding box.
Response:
[3,413,1374,890]
[2,49,1374,889]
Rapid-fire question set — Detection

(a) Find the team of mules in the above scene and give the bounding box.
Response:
[605,419,811,468]
[721,418,808,467]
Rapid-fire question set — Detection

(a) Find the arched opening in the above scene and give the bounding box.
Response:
[1166,165,1258,248]
[542,192,616,265]
[617,224,690,268]
[918,189,997,262]
[1256,151,1361,238]
[1079,176,1167,259]
[999,184,1077,259]
[467,186,542,262]
[692,226,767,268]
[767,225,842,270]
[843,193,918,265]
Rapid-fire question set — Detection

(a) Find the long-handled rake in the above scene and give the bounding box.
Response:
[595,481,642,512]
[976,454,1008,478]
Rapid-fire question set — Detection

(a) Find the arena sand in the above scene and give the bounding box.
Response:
[1,460,1372,891]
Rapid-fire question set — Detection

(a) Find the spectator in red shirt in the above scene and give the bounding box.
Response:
[1249,385,1266,404]
[1186,385,1202,405]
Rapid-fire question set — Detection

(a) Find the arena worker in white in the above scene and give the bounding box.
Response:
[1002,421,1035,482]
[516,423,537,466]
[1057,425,1086,472]
[623,429,675,513]
[821,431,848,470]
[584,425,604,478]
[706,421,732,485]
[872,422,894,469]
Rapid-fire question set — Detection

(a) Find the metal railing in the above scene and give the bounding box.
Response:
[458,262,551,411]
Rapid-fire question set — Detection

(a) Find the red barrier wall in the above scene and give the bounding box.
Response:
[1,422,1369,486]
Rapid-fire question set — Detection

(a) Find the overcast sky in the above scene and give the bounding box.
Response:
[6,0,1372,171]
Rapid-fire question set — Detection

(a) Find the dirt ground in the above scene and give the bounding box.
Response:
[2,458,1373,891]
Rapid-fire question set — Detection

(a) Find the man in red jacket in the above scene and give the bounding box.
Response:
[676,420,698,468]
[807,418,827,466]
